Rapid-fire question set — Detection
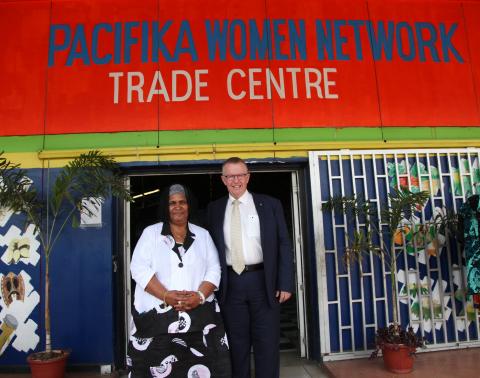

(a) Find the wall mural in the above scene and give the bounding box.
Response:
[389,156,480,340]
[0,204,41,356]
[387,157,480,198]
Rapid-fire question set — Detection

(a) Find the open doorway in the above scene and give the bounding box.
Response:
[122,167,308,367]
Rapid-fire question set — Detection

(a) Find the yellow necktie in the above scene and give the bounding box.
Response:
[231,200,245,274]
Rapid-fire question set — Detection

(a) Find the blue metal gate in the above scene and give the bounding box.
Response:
[310,149,480,360]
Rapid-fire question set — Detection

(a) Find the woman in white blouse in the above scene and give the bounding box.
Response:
[128,184,231,377]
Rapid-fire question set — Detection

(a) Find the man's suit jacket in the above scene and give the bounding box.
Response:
[206,192,294,307]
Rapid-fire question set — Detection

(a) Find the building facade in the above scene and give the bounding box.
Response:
[1,0,480,369]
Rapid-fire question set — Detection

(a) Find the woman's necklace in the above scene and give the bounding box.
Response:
[171,228,187,243]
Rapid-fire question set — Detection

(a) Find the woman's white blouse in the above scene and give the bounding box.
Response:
[130,222,221,313]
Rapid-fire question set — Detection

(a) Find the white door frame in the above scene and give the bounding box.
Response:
[291,171,308,357]
[123,176,132,361]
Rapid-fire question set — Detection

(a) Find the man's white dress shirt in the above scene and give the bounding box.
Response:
[223,191,263,266]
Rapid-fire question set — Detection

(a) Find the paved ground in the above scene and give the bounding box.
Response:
[0,351,329,378]
[3,347,480,377]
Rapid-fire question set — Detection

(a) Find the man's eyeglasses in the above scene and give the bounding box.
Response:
[223,173,249,181]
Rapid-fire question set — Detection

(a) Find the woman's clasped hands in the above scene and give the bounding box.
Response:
[164,290,202,311]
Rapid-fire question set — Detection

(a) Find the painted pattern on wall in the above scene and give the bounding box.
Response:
[0,191,41,356]
[391,156,480,334]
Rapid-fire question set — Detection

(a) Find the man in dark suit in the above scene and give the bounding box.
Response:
[207,157,294,378]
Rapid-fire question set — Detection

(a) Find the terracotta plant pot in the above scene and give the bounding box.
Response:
[382,343,415,374]
[27,350,70,378]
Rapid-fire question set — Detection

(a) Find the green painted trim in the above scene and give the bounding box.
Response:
[44,131,159,150]
[1,127,479,152]
[433,127,480,140]
[0,136,45,152]
[381,127,436,140]
[274,127,480,142]
[40,130,274,150]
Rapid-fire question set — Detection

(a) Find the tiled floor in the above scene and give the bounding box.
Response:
[3,348,480,377]
[324,347,480,378]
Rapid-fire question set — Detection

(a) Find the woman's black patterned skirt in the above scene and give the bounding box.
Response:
[127,299,231,377]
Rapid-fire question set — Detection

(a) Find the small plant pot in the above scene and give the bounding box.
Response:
[382,343,415,374]
[27,349,70,378]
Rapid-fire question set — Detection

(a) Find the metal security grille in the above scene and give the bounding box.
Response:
[309,149,480,361]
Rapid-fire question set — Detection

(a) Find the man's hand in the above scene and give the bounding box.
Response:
[276,290,292,303]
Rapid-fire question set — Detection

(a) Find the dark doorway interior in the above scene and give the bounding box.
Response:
[129,170,299,352]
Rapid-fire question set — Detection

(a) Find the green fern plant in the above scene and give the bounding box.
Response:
[0,150,131,359]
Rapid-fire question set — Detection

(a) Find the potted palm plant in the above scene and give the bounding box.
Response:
[322,188,456,373]
[0,150,131,378]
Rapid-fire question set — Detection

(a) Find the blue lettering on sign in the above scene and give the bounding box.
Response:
[273,19,288,60]
[396,22,416,61]
[66,24,90,66]
[46,19,464,67]
[367,21,394,61]
[48,24,71,66]
[315,20,335,60]
[114,22,122,64]
[334,20,349,61]
[205,20,228,60]
[230,19,247,60]
[173,20,198,61]
[288,20,307,60]
[92,23,112,64]
[141,21,149,63]
[415,22,440,62]
[440,23,463,63]
[249,20,271,60]
[124,22,139,64]
[348,20,364,60]
[152,21,174,62]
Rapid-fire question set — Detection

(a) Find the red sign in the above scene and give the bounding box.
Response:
[1,0,479,136]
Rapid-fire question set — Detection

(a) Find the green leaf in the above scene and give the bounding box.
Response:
[72,215,80,228]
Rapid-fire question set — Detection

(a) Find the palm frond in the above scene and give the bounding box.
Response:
[322,187,457,326]
[0,152,42,228]
[50,151,131,220]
